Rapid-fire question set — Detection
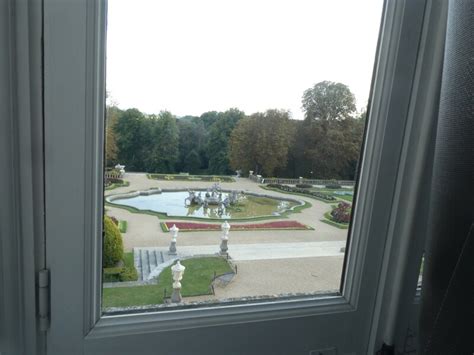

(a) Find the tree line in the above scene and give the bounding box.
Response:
[105,81,366,180]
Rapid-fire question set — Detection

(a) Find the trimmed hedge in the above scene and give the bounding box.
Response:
[148,173,235,182]
[295,183,313,188]
[103,266,138,282]
[267,184,337,202]
[103,215,124,268]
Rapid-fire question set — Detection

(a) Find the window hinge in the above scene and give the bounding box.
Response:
[38,269,50,331]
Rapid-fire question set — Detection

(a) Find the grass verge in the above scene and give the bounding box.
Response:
[118,220,127,233]
[105,180,130,191]
[102,256,232,308]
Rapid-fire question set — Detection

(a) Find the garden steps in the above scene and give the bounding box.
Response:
[134,248,180,281]
[133,240,346,281]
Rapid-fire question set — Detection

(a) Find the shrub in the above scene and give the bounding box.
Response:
[103,215,124,267]
[325,180,341,189]
[330,202,352,223]
[120,267,138,281]
[110,216,119,225]
[103,266,138,282]
[296,183,312,188]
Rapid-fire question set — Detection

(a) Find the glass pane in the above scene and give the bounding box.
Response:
[102,0,383,313]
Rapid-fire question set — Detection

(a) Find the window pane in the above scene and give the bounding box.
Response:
[102,0,383,313]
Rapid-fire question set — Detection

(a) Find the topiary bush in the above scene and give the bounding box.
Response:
[103,215,124,268]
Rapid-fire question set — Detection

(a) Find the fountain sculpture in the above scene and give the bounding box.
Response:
[185,183,241,213]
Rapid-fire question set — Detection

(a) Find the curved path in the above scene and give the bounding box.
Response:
[106,173,347,250]
[105,173,348,298]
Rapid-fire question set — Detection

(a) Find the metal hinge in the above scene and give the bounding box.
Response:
[38,269,50,331]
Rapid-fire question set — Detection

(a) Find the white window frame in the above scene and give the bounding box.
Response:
[0,0,439,353]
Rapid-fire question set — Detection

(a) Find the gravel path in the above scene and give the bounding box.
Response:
[186,256,344,302]
[104,173,348,299]
[106,173,348,251]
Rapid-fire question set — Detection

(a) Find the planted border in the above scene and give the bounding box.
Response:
[260,185,338,203]
[105,180,130,191]
[147,173,235,183]
[160,220,313,232]
[321,211,349,229]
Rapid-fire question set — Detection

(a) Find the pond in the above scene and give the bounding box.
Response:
[108,190,301,219]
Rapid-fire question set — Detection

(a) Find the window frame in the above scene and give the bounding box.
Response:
[37,0,430,353]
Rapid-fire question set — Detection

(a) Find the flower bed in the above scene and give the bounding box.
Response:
[330,202,351,223]
[161,220,313,232]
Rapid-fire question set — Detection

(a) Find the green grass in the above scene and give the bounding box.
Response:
[105,180,130,191]
[321,211,349,229]
[118,220,127,233]
[102,256,233,308]
[123,252,134,268]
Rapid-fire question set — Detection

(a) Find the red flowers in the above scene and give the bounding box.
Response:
[161,220,312,232]
[330,202,352,224]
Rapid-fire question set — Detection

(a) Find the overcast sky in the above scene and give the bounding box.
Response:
[106,0,383,120]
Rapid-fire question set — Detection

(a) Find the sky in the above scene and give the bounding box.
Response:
[106,0,383,120]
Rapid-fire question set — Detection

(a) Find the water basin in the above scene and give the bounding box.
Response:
[107,190,301,219]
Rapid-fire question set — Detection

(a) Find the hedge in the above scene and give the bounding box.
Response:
[103,215,124,268]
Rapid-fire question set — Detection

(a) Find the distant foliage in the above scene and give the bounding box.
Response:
[229,109,293,176]
[295,183,313,188]
[325,182,342,189]
[103,215,124,268]
[104,81,366,180]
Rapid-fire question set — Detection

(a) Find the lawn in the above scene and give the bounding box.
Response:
[105,180,129,190]
[118,220,127,233]
[102,256,233,308]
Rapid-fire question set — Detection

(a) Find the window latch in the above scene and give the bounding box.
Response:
[38,269,50,331]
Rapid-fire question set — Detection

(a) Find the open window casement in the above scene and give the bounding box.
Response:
[0,0,450,354]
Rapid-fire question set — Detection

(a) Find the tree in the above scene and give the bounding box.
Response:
[229,109,293,176]
[115,108,149,171]
[207,108,244,174]
[302,81,356,122]
[146,111,179,173]
[105,106,120,167]
[177,119,206,173]
[183,149,202,174]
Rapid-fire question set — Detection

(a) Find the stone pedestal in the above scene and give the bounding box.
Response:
[220,238,228,256]
[171,285,182,303]
[168,240,177,255]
